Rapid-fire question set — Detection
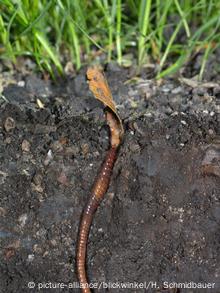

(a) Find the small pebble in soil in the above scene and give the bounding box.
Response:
[4,117,15,132]
[31,173,44,193]
[4,247,16,260]
[180,120,187,125]
[18,214,28,227]
[57,170,69,186]
[0,207,7,216]
[4,137,11,144]
[18,81,25,87]
[0,171,8,184]
[44,149,53,165]
[201,144,220,177]
[81,143,89,156]
[21,140,31,152]
[27,254,35,262]
[172,86,182,94]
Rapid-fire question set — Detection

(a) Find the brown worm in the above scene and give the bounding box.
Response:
[76,111,122,293]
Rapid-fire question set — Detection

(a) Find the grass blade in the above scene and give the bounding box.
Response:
[138,0,152,66]
[35,30,63,74]
[116,0,122,65]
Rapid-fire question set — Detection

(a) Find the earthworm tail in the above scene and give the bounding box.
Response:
[76,146,118,293]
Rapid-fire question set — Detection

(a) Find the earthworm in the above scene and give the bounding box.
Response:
[76,110,122,293]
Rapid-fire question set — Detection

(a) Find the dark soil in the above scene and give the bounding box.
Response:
[0,57,220,293]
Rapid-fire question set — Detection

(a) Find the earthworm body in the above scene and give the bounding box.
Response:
[76,106,122,291]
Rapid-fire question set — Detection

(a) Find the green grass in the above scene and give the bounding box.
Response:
[0,0,220,79]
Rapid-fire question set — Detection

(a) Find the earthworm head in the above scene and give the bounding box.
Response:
[105,109,122,148]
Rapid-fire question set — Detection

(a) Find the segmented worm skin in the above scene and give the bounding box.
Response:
[76,111,121,293]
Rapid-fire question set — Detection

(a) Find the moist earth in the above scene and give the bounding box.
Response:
[0,57,220,293]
